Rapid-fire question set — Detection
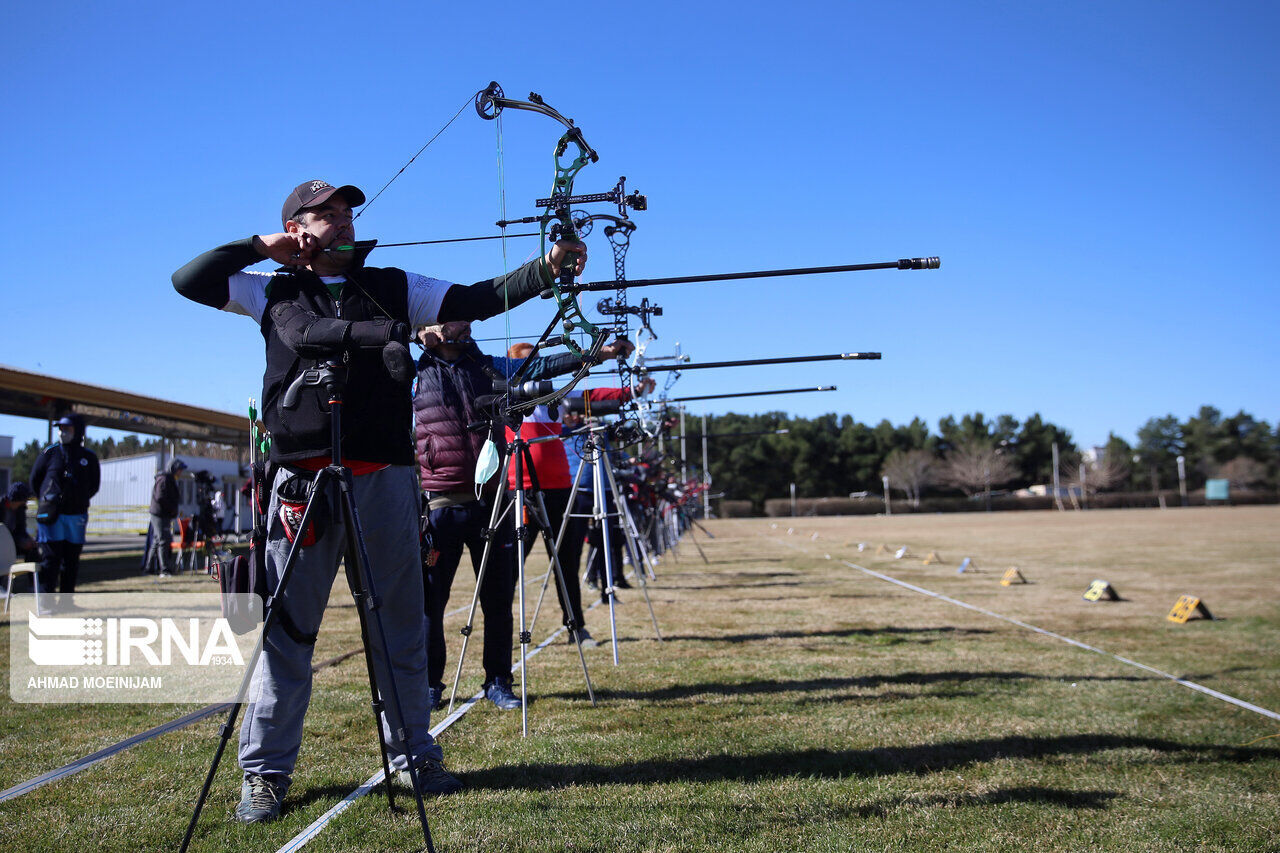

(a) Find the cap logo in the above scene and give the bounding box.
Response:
[309,181,332,193]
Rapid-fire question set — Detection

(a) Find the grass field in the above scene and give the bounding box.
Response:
[1,506,1277,852]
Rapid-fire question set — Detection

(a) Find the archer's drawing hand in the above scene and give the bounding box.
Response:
[254,232,320,267]
[546,238,588,278]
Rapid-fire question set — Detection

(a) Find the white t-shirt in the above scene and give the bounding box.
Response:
[223,270,452,326]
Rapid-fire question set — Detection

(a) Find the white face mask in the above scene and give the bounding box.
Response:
[474,438,500,487]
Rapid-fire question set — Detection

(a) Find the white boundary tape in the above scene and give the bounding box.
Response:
[0,590,501,804]
[0,703,231,803]
[776,536,1280,722]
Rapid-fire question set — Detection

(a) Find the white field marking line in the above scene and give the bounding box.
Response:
[276,598,607,853]
[773,535,1280,723]
[0,597,482,804]
[0,703,232,803]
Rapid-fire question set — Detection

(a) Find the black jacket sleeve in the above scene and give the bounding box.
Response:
[437,258,553,322]
[29,448,50,497]
[84,452,100,500]
[172,237,265,308]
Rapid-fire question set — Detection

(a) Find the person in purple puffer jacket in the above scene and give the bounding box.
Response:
[413,320,630,710]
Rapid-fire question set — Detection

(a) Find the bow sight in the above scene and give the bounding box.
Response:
[597,296,662,338]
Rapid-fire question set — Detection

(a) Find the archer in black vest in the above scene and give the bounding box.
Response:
[171,179,591,825]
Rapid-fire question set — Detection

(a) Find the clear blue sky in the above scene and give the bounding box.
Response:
[2,1,1276,452]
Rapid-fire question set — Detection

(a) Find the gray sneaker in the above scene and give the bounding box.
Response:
[235,773,288,824]
[396,757,463,795]
[570,628,599,649]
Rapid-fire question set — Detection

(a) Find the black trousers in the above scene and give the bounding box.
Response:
[39,540,84,593]
[423,499,514,687]
[580,490,626,592]
[517,488,586,628]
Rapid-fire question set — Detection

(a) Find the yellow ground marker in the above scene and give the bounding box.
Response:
[1167,595,1215,623]
[1082,579,1121,602]
[1000,568,1027,586]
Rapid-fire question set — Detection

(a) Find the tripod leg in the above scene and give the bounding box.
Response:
[181,470,333,852]
[665,507,683,563]
[527,544,555,637]
[589,445,621,666]
[618,491,659,581]
[684,514,710,564]
[342,542,398,813]
[336,471,435,853]
[529,490,595,705]
[448,452,514,712]
[602,460,663,643]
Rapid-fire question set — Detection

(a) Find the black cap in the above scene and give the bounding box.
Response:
[54,415,76,427]
[281,180,365,226]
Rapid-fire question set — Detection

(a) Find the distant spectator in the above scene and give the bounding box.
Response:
[145,459,186,575]
[212,486,228,533]
[4,483,40,588]
[29,414,100,593]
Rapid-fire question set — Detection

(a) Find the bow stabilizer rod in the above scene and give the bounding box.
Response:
[664,386,837,403]
[625,352,880,373]
[559,257,940,294]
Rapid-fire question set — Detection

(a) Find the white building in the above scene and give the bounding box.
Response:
[94,452,249,535]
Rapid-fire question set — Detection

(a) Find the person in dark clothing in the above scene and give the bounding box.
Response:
[145,459,186,575]
[4,482,38,562]
[4,482,41,594]
[171,178,588,824]
[29,414,100,594]
[415,321,631,711]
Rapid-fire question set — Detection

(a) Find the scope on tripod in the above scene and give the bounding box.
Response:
[562,396,623,416]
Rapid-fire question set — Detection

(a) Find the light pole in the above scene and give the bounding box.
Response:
[679,408,687,484]
[1176,455,1188,506]
[701,414,710,518]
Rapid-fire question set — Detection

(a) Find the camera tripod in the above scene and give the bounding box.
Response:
[447,426,597,736]
[542,423,663,667]
[181,361,436,853]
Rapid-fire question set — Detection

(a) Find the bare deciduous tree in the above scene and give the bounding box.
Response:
[1061,451,1130,499]
[881,448,935,508]
[1218,456,1267,488]
[941,439,1017,499]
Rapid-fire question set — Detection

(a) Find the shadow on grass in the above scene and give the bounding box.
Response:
[852,785,1121,816]
[663,626,995,644]
[541,670,1158,703]
[665,580,819,591]
[463,733,1280,791]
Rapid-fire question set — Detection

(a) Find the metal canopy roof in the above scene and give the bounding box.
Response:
[0,364,249,446]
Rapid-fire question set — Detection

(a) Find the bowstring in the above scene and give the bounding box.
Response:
[495,111,512,363]
[355,93,475,222]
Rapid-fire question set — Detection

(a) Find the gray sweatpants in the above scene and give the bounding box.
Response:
[238,464,439,784]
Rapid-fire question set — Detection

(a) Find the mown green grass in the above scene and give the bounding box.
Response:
[1,507,1277,851]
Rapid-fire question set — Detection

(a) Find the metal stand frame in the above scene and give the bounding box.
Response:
[545,425,662,667]
[447,432,596,735]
